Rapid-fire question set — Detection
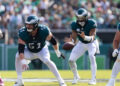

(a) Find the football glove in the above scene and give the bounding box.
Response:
[55,50,65,59]
[21,59,29,71]
[112,49,119,57]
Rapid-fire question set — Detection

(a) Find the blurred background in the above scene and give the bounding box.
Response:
[0,0,120,71]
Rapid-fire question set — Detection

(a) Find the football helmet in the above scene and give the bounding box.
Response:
[25,15,39,32]
[76,8,88,26]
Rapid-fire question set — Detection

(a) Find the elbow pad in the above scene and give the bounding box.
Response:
[18,44,25,54]
[49,36,57,45]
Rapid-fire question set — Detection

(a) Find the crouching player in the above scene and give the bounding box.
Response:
[13,15,66,86]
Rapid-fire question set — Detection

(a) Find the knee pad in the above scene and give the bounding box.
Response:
[89,54,96,64]
[69,59,74,63]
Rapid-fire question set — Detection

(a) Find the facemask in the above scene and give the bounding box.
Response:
[78,21,85,27]
[27,28,33,32]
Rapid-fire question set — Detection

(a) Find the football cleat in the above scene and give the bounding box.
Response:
[13,79,24,86]
[72,76,80,84]
[0,78,4,86]
[106,79,115,86]
[59,83,67,86]
[88,79,96,85]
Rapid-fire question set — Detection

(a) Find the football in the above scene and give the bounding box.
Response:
[62,42,75,50]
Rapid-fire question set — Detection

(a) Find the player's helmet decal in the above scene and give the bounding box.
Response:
[25,15,39,32]
[76,8,88,26]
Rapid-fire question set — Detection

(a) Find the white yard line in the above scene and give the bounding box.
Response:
[3,78,120,83]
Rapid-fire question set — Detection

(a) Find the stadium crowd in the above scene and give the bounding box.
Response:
[0,0,120,44]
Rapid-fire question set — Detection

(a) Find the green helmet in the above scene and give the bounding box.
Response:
[76,8,88,26]
[25,15,39,32]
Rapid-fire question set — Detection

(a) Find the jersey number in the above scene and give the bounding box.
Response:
[28,43,41,49]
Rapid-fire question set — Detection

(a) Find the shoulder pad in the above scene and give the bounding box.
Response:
[71,21,77,30]
[117,23,120,31]
[88,19,97,28]
[19,27,26,34]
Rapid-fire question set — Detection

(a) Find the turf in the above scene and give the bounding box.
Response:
[0,70,120,86]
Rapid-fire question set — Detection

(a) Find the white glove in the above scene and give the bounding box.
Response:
[55,50,65,59]
[0,29,3,39]
[55,50,61,58]
[21,59,29,71]
[112,49,119,57]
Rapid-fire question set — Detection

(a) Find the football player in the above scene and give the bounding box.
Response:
[68,8,100,85]
[106,23,120,86]
[13,15,66,86]
[0,29,4,86]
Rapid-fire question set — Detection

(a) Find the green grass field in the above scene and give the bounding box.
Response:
[0,70,120,86]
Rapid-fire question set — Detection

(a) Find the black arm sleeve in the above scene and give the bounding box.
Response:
[18,44,25,54]
[49,36,57,45]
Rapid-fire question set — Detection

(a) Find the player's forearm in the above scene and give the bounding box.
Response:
[71,32,77,43]
[113,40,119,49]
[53,44,59,50]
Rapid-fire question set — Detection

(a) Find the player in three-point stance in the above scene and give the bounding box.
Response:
[106,23,120,86]
[13,15,67,86]
[68,8,100,85]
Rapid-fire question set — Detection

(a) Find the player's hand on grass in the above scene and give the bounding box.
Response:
[112,49,119,57]
[21,59,29,71]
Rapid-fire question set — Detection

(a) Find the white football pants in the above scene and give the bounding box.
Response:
[69,40,97,80]
[15,45,64,84]
[110,51,120,79]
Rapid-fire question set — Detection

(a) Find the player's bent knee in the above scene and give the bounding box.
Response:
[89,54,95,59]
[43,59,52,65]
[69,59,75,64]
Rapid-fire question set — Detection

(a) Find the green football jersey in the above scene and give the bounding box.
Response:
[71,19,97,43]
[18,24,50,53]
[117,23,120,31]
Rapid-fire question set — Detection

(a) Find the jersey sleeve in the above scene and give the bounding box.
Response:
[89,19,97,29]
[117,23,120,31]
[44,26,50,36]
[70,21,77,31]
[18,28,26,41]
[41,25,51,39]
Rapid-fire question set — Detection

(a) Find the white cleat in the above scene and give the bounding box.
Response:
[72,76,80,84]
[106,79,115,86]
[88,79,96,85]
[13,79,24,86]
[59,83,67,86]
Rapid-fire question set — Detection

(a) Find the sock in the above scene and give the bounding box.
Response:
[111,61,120,79]
[15,57,22,80]
[45,60,64,84]
[89,55,97,80]
[69,61,79,78]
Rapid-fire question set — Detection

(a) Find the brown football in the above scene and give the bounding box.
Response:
[62,42,75,50]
